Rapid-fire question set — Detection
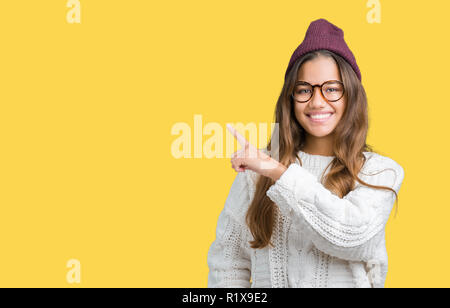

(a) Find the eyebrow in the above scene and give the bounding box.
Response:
[295,80,342,85]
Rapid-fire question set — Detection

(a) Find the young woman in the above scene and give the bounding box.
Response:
[207,18,405,288]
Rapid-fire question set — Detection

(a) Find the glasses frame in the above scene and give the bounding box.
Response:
[291,80,345,103]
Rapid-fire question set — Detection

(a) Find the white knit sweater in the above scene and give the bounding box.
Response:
[207,150,405,288]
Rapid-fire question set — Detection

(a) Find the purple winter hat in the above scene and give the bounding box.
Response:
[285,18,362,81]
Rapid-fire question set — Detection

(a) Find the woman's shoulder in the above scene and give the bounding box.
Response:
[362,151,404,174]
[360,151,405,189]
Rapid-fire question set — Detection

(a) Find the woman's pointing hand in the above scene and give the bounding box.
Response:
[226,124,287,181]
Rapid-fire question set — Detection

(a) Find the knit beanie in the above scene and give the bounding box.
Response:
[285,18,361,81]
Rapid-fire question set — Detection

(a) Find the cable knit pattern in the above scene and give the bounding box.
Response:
[207,150,405,288]
[268,209,291,287]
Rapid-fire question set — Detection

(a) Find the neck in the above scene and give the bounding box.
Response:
[302,133,334,156]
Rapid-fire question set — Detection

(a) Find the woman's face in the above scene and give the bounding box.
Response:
[293,55,346,138]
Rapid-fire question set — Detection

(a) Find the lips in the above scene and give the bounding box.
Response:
[307,113,334,123]
[306,112,334,116]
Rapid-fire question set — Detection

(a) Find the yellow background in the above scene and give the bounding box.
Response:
[0,0,447,287]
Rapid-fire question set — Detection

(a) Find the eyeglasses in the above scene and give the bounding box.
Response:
[291,80,345,103]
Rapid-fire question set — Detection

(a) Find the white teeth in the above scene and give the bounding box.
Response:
[310,113,332,119]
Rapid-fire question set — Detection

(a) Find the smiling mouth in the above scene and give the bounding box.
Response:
[307,113,334,122]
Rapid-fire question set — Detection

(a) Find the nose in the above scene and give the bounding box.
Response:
[309,86,328,107]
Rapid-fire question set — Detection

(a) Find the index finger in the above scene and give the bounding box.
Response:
[226,124,249,147]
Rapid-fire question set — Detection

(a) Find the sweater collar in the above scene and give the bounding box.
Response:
[296,150,335,170]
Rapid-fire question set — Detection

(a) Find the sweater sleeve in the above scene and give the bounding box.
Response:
[207,172,252,288]
[266,155,405,262]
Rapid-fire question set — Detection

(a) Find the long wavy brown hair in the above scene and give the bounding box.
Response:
[245,49,399,249]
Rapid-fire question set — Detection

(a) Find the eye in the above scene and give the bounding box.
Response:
[296,89,311,94]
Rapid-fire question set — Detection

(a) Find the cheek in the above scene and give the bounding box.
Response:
[332,113,343,125]
[294,105,308,124]
[336,100,346,115]
[332,104,346,127]
[330,101,346,124]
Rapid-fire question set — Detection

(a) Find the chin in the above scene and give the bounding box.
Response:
[304,126,336,138]
[309,132,333,138]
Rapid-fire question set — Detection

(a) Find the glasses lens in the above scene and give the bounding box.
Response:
[293,83,312,102]
[322,81,344,101]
